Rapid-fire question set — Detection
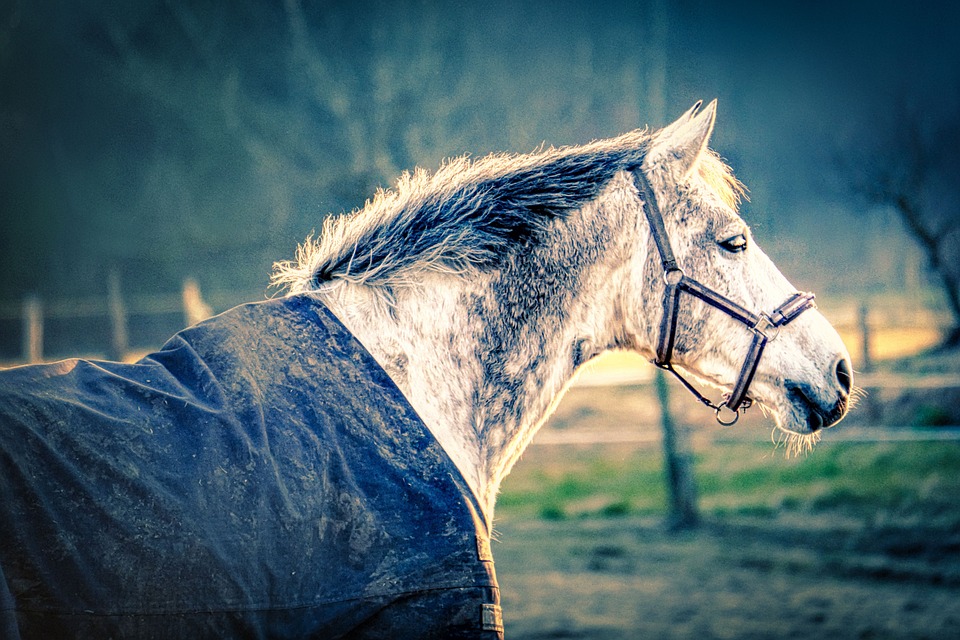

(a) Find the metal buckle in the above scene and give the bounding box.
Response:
[664,268,684,286]
[482,604,504,633]
[752,313,780,341]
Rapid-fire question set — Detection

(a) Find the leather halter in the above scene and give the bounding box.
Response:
[631,167,816,426]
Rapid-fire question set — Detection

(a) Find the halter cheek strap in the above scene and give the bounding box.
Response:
[631,167,816,426]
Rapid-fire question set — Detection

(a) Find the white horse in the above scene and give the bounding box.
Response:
[274,100,854,519]
[0,101,854,639]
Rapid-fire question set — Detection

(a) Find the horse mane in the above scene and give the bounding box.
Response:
[698,152,747,210]
[272,130,743,292]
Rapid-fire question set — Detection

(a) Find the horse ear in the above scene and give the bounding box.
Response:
[647,99,717,179]
[679,100,704,121]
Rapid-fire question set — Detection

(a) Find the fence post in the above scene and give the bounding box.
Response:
[22,295,43,363]
[108,270,129,361]
[858,303,872,373]
[656,369,699,531]
[182,277,213,327]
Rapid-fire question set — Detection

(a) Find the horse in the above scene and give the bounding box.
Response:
[272,99,852,512]
[0,101,852,639]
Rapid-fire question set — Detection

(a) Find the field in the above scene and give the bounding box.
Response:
[493,376,960,639]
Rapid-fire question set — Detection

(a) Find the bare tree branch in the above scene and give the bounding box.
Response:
[844,101,960,349]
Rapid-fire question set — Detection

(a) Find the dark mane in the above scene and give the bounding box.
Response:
[272,130,651,291]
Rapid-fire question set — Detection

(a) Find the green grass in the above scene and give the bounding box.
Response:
[497,441,960,527]
[497,447,668,519]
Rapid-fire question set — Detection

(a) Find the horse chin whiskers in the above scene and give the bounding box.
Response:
[771,426,822,458]
[847,385,868,411]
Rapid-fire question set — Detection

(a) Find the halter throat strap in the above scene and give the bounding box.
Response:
[630,166,816,426]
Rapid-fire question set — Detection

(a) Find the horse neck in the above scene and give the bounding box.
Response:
[317,180,643,519]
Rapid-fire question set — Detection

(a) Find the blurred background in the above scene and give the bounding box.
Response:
[2,0,959,361]
[3,1,960,637]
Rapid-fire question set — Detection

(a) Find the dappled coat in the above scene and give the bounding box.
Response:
[0,295,502,639]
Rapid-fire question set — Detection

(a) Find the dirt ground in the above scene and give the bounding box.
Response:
[491,353,960,639]
[493,512,960,640]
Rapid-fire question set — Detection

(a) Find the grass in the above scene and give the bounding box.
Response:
[497,446,668,519]
[497,441,960,528]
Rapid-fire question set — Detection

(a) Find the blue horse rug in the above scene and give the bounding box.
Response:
[0,295,502,639]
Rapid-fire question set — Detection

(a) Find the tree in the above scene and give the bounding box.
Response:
[656,369,699,530]
[3,0,660,303]
[845,100,960,349]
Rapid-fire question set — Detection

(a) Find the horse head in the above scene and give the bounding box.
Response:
[625,101,853,442]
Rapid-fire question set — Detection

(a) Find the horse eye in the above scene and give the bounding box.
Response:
[719,234,748,253]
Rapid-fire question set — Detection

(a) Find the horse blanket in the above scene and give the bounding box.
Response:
[0,295,502,639]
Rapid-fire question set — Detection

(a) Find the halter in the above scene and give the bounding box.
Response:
[631,167,816,426]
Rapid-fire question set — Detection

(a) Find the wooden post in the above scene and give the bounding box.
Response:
[656,368,699,531]
[22,295,43,363]
[182,277,213,327]
[107,270,129,362]
[858,303,872,373]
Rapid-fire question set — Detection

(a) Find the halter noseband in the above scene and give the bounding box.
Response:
[631,167,816,426]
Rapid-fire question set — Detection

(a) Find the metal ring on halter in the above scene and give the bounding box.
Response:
[715,404,740,426]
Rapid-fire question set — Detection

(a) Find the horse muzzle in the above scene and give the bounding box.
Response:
[784,355,853,433]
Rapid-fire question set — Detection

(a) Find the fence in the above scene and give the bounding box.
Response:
[826,303,951,371]
[0,277,260,365]
[0,287,953,368]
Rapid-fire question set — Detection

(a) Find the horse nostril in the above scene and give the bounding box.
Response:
[834,357,853,396]
[786,380,847,431]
